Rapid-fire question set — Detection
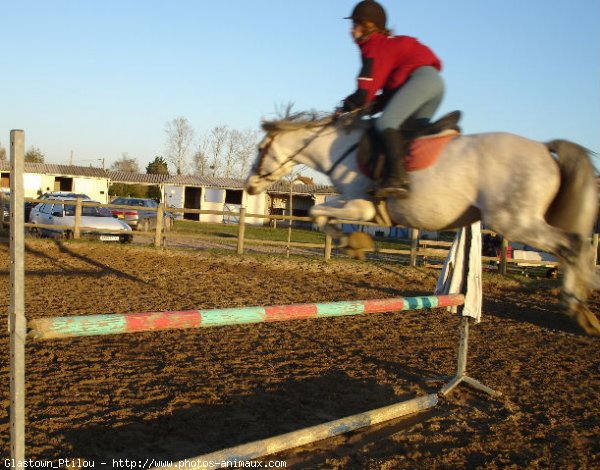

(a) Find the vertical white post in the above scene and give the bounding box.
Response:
[10,130,26,465]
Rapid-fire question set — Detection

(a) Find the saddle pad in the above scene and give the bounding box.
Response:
[406,130,460,172]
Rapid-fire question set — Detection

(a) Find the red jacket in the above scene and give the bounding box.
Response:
[342,33,442,111]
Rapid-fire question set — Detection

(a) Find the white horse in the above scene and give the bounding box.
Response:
[245,113,600,335]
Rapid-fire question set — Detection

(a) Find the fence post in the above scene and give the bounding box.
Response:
[154,205,163,248]
[409,228,420,267]
[499,238,508,275]
[324,234,332,261]
[237,207,246,255]
[10,130,26,464]
[0,193,5,227]
[74,198,82,239]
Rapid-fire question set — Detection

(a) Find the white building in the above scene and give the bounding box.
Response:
[0,162,110,202]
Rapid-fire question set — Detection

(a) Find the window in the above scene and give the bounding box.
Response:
[225,190,243,205]
[51,204,64,215]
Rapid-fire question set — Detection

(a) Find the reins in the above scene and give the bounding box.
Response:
[255,123,359,180]
[254,124,331,180]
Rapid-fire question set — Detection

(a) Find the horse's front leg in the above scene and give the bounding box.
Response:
[311,199,377,260]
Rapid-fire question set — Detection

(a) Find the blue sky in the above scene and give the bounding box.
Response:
[2,1,599,181]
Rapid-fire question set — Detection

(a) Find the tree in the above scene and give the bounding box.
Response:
[196,126,260,179]
[146,156,170,175]
[234,128,260,179]
[0,142,6,161]
[146,156,170,201]
[109,153,144,197]
[206,125,228,177]
[24,146,45,163]
[165,116,195,175]
[111,153,140,173]
[192,148,209,176]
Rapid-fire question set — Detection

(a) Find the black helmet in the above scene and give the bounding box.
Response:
[345,0,387,30]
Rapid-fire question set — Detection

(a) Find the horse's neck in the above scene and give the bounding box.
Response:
[296,127,372,198]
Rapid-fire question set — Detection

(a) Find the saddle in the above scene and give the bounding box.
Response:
[357,111,462,180]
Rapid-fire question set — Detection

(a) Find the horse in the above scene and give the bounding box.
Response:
[245,112,600,335]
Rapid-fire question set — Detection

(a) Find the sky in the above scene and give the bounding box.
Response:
[2,1,599,183]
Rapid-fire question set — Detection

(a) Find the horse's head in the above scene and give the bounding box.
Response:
[245,113,335,195]
[245,130,293,195]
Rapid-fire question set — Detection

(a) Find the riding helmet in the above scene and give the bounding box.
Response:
[345,0,387,30]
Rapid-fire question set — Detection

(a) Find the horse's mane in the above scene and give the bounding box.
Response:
[261,111,335,133]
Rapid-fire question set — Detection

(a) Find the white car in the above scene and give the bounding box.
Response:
[29,197,133,243]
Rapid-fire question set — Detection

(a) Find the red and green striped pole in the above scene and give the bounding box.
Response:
[28,294,464,340]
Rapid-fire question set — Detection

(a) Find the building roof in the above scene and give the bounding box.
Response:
[166,174,246,189]
[0,161,337,195]
[107,170,170,185]
[0,161,107,178]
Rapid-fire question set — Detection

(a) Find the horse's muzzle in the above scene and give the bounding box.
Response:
[245,175,263,195]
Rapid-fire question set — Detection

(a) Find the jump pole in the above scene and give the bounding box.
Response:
[153,394,439,469]
[28,294,465,340]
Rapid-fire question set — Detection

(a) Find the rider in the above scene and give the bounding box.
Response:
[338,0,445,198]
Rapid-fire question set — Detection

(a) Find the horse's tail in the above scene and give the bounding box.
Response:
[546,140,600,332]
[545,139,598,237]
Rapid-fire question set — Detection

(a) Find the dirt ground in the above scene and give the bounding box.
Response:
[0,239,599,469]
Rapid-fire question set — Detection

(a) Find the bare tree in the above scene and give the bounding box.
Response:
[222,129,238,178]
[0,142,6,161]
[24,146,45,163]
[192,134,211,176]
[165,116,195,175]
[111,153,140,172]
[197,126,260,179]
[234,128,260,179]
[192,149,209,176]
[207,126,228,177]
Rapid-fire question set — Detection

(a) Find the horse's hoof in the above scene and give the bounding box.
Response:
[344,247,366,261]
[574,307,600,336]
[347,232,374,251]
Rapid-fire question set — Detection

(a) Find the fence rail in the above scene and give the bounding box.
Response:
[2,195,596,272]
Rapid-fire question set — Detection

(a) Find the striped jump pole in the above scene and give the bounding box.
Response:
[27,294,465,340]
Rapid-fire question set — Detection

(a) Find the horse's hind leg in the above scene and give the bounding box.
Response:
[495,218,600,335]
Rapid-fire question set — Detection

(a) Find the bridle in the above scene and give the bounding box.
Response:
[252,125,329,182]
[252,123,358,182]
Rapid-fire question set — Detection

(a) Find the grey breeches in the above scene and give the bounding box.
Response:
[375,66,444,132]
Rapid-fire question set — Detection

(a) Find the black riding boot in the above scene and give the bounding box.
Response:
[375,129,410,198]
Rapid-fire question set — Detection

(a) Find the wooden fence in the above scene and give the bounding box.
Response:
[3,196,598,274]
